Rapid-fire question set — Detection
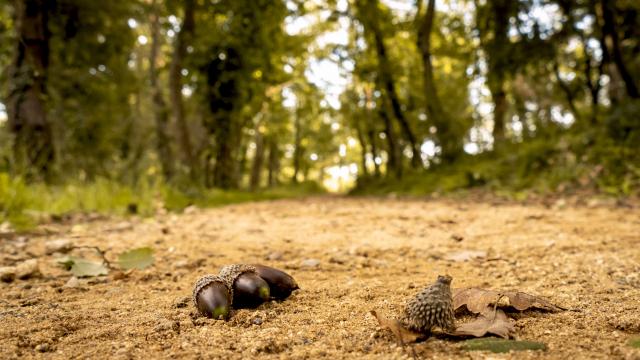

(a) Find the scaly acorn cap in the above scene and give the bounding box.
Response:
[219,264,271,308]
[219,264,257,289]
[192,274,232,319]
[401,274,455,334]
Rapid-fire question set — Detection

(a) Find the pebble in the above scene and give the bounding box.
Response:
[301,259,320,268]
[173,260,189,269]
[266,252,283,261]
[45,239,73,255]
[63,277,80,288]
[252,317,263,325]
[0,266,16,283]
[35,343,50,353]
[15,259,41,279]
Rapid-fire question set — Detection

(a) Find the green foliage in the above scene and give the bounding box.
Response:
[629,337,640,349]
[117,247,154,270]
[0,172,324,230]
[462,338,546,353]
[353,127,639,197]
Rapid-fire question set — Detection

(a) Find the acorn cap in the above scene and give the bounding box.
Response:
[192,274,233,307]
[219,264,258,289]
[401,274,455,334]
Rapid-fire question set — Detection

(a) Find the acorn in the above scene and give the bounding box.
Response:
[220,264,271,308]
[192,274,232,319]
[401,274,455,334]
[251,264,299,299]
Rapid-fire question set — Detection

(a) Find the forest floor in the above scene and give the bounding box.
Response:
[1,195,639,359]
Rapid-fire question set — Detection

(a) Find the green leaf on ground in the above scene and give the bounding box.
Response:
[462,338,546,353]
[118,247,154,270]
[57,256,109,277]
[629,337,640,349]
[56,256,76,270]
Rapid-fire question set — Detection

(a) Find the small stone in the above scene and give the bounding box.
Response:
[45,239,73,255]
[301,259,320,268]
[450,234,464,242]
[252,317,263,325]
[35,343,50,353]
[0,266,16,283]
[173,260,189,269]
[444,250,486,262]
[63,276,80,288]
[266,252,283,261]
[173,296,191,309]
[183,205,198,214]
[15,259,40,279]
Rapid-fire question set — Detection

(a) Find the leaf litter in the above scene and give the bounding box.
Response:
[373,280,566,355]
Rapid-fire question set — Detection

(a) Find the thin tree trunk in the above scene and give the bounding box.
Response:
[354,117,369,177]
[367,129,381,177]
[250,130,265,191]
[292,111,302,183]
[267,136,280,187]
[553,62,581,124]
[417,0,460,162]
[149,0,173,181]
[169,0,197,178]
[379,94,401,178]
[359,0,421,169]
[6,0,55,179]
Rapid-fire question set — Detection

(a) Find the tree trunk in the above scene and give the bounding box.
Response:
[250,130,265,191]
[553,62,581,124]
[379,95,401,178]
[169,0,197,178]
[206,47,241,189]
[6,0,55,179]
[359,0,421,169]
[416,0,460,162]
[292,111,302,183]
[354,117,369,177]
[600,0,639,99]
[367,129,381,177]
[267,137,280,187]
[149,0,174,181]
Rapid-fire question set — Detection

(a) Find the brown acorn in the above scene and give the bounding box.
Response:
[251,264,299,300]
[192,275,232,319]
[220,264,271,308]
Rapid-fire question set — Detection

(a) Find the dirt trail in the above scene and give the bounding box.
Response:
[1,196,639,359]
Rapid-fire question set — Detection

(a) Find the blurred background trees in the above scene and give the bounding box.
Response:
[0,0,638,198]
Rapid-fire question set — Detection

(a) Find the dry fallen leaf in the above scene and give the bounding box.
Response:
[449,307,516,339]
[370,310,426,344]
[453,288,565,314]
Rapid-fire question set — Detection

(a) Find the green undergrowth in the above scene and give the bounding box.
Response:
[352,133,639,199]
[0,174,324,231]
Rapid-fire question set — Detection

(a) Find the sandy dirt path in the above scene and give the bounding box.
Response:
[1,196,639,359]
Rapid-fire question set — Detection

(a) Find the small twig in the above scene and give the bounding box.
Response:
[492,294,506,321]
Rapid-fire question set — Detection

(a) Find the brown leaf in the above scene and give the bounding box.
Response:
[370,310,426,344]
[449,307,516,339]
[453,288,565,314]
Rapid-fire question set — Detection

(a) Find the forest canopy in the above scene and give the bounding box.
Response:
[0,0,638,199]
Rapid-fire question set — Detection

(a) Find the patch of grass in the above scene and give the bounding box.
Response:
[0,174,323,231]
[462,338,546,353]
[629,337,640,349]
[352,133,639,198]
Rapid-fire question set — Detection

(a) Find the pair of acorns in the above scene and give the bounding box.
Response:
[192,264,299,319]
